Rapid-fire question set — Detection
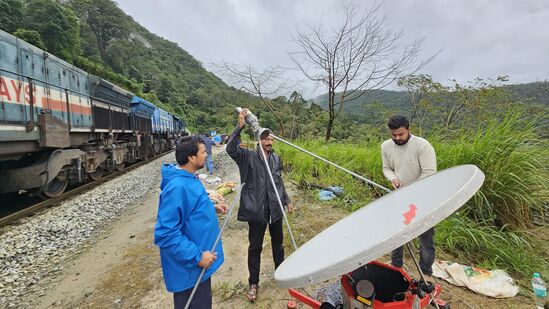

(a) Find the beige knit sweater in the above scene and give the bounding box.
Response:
[381,135,437,187]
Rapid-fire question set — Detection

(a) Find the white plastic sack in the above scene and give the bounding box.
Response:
[205,176,222,184]
[432,260,519,298]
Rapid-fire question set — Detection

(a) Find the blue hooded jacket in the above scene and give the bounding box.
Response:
[154,164,224,292]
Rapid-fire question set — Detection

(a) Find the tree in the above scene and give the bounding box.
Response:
[24,0,81,62]
[291,2,430,141]
[443,76,511,129]
[397,74,443,125]
[70,0,129,61]
[13,29,45,49]
[0,0,24,34]
[215,61,291,136]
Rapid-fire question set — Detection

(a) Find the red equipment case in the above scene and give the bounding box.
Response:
[288,261,447,309]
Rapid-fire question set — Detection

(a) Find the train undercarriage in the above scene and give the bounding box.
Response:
[0,131,174,198]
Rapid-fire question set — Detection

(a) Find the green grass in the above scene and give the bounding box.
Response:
[436,214,546,282]
[277,113,548,282]
[435,114,548,227]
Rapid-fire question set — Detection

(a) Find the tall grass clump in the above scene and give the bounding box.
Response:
[435,113,548,227]
[277,139,387,211]
[436,213,547,281]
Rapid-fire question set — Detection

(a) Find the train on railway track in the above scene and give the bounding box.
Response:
[0,29,186,198]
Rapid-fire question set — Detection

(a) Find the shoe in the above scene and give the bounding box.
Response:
[246,284,258,302]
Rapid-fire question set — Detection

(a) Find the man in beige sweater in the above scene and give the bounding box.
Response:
[381,115,437,275]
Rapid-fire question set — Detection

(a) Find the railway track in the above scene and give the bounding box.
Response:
[0,150,173,228]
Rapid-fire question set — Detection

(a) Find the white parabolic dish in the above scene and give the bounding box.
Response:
[274,164,485,288]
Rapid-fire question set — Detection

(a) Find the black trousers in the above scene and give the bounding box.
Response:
[391,227,435,275]
[173,278,212,309]
[248,219,284,285]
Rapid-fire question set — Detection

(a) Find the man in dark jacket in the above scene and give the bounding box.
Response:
[226,108,293,302]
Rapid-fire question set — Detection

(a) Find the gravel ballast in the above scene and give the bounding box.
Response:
[0,153,175,308]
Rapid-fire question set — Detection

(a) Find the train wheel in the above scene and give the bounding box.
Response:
[115,162,125,171]
[143,149,150,160]
[40,172,68,198]
[89,167,103,181]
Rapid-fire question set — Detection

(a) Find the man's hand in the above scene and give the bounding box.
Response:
[239,109,248,128]
[287,203,293,213]
[198,251,217,269]
[391,178,401,189]
[214,202,228,214]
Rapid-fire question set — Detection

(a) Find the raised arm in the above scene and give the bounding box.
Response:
[226,109,251,163]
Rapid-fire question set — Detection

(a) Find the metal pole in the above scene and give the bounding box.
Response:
[270,134,391,193]
[184,183,245,309]
[405,243,440,309]
[257,138,298,251]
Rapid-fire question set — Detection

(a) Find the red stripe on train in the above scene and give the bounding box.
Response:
[41,98,92,115]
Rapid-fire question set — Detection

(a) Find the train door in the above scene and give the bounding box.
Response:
[33,53,46,123]
[19,48,34,123]
[0,39,20,122]
[80,74,92,128]
[44,59,59,117]
[55,65,69,124]
[68,71,79,128]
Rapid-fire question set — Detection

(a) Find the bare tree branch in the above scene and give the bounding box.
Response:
[290,2,434,140]
[214,61,292,136]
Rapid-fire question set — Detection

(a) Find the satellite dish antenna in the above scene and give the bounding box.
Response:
[274,165,485,288]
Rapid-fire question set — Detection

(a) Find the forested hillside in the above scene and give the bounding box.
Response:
[0,0,267,132]
[314,81,549,126]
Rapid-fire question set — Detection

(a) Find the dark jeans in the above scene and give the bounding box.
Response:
[206,155,214,175]
[391,227,435,275]
[173,278,211,309]
[248,219,284,285]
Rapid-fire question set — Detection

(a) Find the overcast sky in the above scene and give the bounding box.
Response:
[116,0,549,98]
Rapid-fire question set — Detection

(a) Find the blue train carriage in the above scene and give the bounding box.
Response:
[130,95,156,159]
[151,106,175,154]
[172,115,186,137]
[87,75,137,178]
[0,29,95,197]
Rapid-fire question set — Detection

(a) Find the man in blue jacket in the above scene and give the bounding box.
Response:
[154,135,227,308]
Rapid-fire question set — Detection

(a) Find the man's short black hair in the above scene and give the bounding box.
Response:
[388,115,409,130]
[175,135,205,165]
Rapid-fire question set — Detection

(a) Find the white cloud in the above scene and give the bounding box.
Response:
[116,0,549,97]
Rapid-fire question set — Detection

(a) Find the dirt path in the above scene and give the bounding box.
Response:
[34,144,534,309]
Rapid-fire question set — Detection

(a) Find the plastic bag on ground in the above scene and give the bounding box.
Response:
[216,181,236,196]
[205,176,222,184]
[319,190,337,201]
[432,260,519,298]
